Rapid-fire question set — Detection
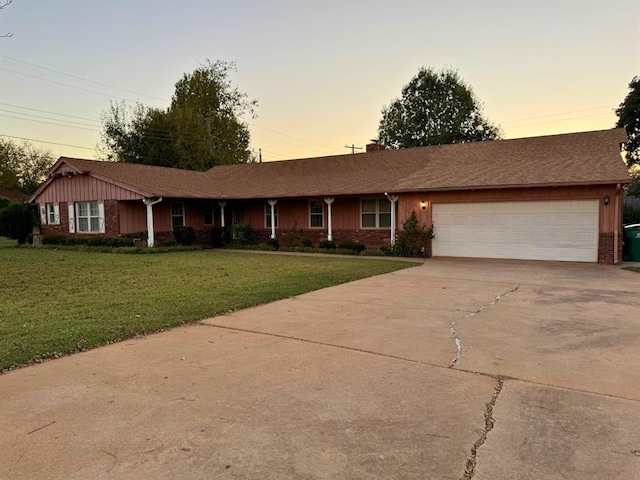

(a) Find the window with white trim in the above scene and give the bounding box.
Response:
[171,202,185,230]
[309,201,324,228]
[203,203,214,225]
[46,203,60,225]
[77,201,100,233]
[265,202,278,228]
[361,198,391,229]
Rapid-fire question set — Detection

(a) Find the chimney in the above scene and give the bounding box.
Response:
[366,140,386,152]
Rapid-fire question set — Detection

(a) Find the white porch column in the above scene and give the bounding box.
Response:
[385,194,399,246]
[324,197,335,241]
[218,200,226,228]
[268,199,277,239]
[143,197,163,247]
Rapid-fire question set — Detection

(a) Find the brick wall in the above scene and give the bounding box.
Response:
[598,232,623,264]
[254,228,392,248]
[40,200,120,238]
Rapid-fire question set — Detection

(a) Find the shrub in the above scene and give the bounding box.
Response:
[41,235,133,247]
[319,239,336,249]
[266,237,279,250]
[396,211,434,256]
[379,244,393,254]
[282,221,303,247]
[338,239,366,253]
[301,238,313,247]
[173,226,196,246]
[0,203,37,244]
[233,224,257,245]
[0,197,10,211]
[123,231,148,241]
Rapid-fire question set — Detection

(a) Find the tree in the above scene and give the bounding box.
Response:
[0,203,36,244]
[0,139,54,195]
[626,169,640,197]
[616,76,640,169]
[377,67,501,149]
[100,60,257,170]
[0,0,13,38]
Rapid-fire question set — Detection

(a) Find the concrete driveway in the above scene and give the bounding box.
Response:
[1,258,639,479]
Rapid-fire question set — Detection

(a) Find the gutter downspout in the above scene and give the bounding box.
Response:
[324,197,334,241]
[143,197,163,247]
[268,199,277,239]
[614,184,621,264]
[385,193,399,246]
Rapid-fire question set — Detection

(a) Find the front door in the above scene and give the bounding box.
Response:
[232,205,245,239]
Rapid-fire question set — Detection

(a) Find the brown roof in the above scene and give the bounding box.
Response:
[48,158,214,199]
[206,128,630,199]
[31,128,631,202]
[0,188,26,201]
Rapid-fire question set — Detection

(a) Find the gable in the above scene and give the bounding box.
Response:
[33,172,145,203]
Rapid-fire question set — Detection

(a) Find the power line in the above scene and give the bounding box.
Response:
[501,105,614,124]
[345,144,363,154]
[0,54,170,103]
[506,112,614,130]
[0,133,95,150]
[0,109,102,127]
[250,128,342,156]
[0,102,103,124]
[0,67,143,102]
[0,113,102,132]
[248,122,344,154]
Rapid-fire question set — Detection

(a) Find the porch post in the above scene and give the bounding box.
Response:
[268,199,277,239]
[218,200,226,228]
[385,194,399,246]
[324,197,335,241]
[143,197,163,247]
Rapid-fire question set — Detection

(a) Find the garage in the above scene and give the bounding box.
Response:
[431,200,599,262]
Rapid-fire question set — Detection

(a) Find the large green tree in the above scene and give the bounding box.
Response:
[616,76,640,170]
[100,60,257,170]
[0,139,54,195]
[377,67,501,149]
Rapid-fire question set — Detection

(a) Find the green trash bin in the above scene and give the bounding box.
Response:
[623,225,640,262]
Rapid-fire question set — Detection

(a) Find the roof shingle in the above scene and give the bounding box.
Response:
[34,128,631,202]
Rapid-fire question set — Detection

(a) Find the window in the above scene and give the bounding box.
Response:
[309,201,324,228]
[265,202,278,228]
[361,198,391,229]
[46,203,59,225]
[77,201,100,233]
[203,203,214,225]
[171,202,185,230]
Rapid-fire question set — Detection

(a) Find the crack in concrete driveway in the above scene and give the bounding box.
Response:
[462,377,505,480]
[449,286,519,368]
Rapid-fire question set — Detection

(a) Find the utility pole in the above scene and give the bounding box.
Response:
[258,148,262,163]
[345,144,363,154]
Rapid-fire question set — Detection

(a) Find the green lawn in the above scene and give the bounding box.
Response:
[623,266,640,274]
[0,243,414,370]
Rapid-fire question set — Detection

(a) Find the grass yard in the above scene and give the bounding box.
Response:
[0,243,414,370]
[624,266,640,274]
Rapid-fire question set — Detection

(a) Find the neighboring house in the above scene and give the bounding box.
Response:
[29,128,631,264]
[0,188,26,202]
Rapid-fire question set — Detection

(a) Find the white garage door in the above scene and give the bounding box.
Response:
[432,200,599,262]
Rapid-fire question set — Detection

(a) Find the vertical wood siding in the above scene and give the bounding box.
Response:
[241,198,367,231]
[37,175,143,203]
[118,202,147,234]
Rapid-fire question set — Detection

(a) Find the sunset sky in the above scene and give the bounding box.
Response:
[0,0,638,162]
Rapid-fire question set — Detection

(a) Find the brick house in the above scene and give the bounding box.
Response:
[29,128,631,263]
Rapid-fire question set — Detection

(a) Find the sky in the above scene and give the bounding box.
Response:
[0,0,638,162]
